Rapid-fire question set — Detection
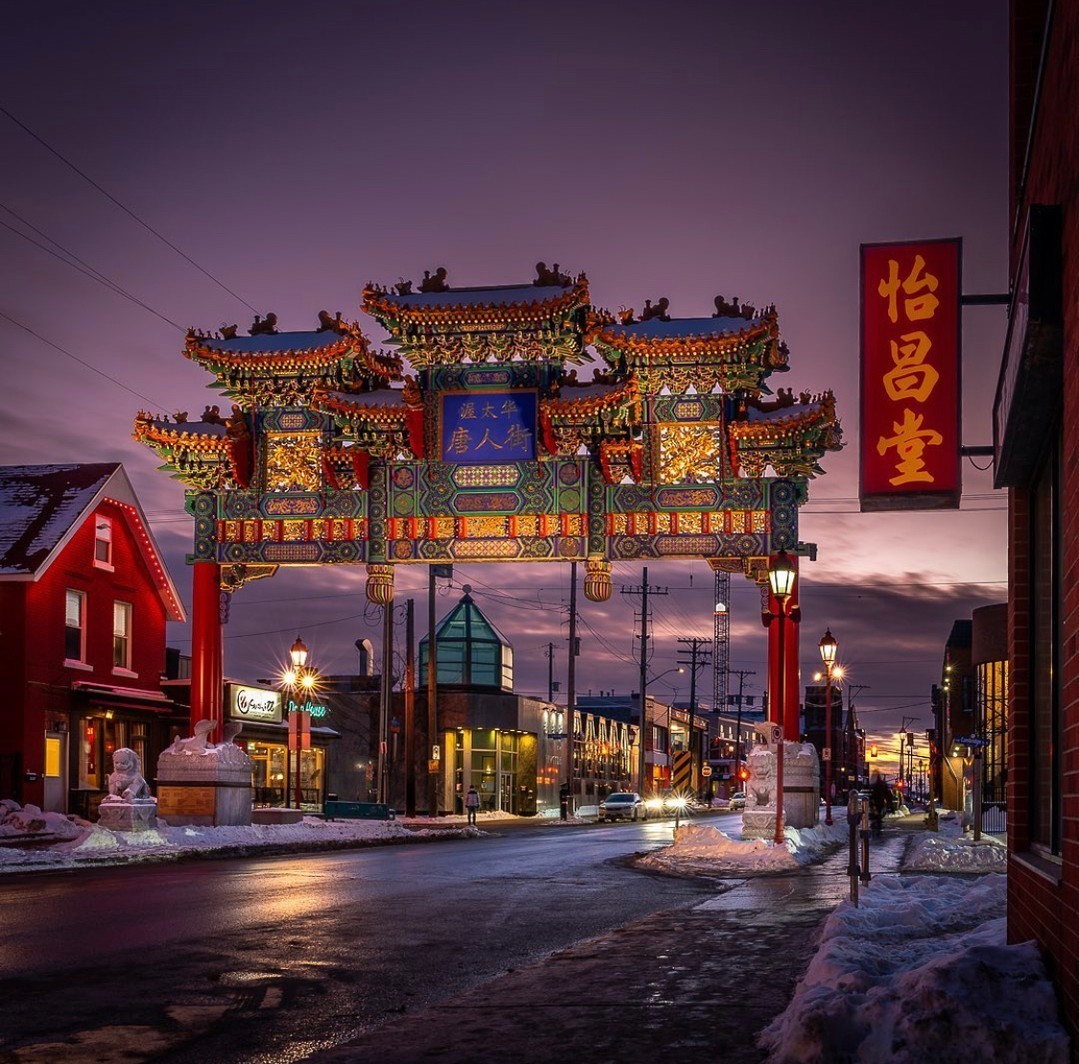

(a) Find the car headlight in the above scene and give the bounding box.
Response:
[670,796,688,809]
[645,799,663,810]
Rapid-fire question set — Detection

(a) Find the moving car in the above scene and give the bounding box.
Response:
[727,791,747,811]
[598,792,646,822]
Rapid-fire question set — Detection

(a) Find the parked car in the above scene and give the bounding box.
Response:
[727,791,747,811]
[598,792,646,822]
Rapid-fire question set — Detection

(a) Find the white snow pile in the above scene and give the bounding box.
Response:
[0,799,84,841]
[759,874,1070,1064]
[0,808,478,874]
[905,818,1007,873]
[639,820,849,875]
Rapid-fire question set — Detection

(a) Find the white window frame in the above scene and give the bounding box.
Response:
[94,515,113,570]
[64,589,89,667]
[112,600,134,674]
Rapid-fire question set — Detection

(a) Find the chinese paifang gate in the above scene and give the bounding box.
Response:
[133,266,842,746]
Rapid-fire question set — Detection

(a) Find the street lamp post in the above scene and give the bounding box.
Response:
[819,628,838,826]
[284,635,316,811]
[765,550,797,846]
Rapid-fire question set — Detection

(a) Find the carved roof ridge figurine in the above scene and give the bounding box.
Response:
[316,310,347,333]
[225,405,251,440]
[249,312,279,336]
[617,306,635,324]
[418,266,449,293]
[220,323,239,340]
[639,297,671,323]
[394,278,413,295]
[174,410,188,423]
[202,404,227,425]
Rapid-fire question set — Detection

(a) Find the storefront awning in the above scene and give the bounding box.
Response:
[71,681,178,714]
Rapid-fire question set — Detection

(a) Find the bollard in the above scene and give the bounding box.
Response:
[847,791,861,907]
[860,797,872,887]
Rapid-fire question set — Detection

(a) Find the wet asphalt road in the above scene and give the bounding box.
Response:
[0,816,729,1063]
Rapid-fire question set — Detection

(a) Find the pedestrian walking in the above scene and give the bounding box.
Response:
[869,772,892,837]
[465,784,480,825]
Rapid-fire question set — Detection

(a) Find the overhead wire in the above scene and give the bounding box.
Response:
[0,102,257,312]
[0,205,186,331]
[0,309,169,408]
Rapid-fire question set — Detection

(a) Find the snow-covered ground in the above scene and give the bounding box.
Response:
[634,811,1066,1063]
[760,875,1068,1063]
[0,801,486,873]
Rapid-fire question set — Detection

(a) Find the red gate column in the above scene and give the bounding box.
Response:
[190,561,223,736]
[766,555,801,737]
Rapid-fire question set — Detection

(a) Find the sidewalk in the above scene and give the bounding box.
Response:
[307,827,912,1064]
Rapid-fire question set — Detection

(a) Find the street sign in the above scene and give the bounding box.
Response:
[956,735,990,748]
[701,765,713,777]
[822,747,832,762]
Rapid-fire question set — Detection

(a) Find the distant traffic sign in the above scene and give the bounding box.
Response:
[956,735,990,748]
[701,765,712,777]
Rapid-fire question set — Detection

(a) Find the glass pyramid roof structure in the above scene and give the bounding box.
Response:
[419,588,513,691]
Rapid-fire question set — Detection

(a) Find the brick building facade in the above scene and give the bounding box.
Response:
[995,1,1078,1047]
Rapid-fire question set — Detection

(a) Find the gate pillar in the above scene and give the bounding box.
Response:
[766,555,801,739]
[190,560,224,737]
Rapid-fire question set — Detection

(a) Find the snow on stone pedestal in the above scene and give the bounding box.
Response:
[97,747,157,833]
[742,741,820,840]
[156,720,253,827]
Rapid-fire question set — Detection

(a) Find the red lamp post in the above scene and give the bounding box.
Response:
[818,628,838,826]
[766,550,797,846]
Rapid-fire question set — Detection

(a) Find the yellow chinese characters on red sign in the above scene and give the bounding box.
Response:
[860,239,961,510]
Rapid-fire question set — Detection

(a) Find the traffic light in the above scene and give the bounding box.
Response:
[895,778,904,790]
[738,767,749,781]
[870,745,878,758]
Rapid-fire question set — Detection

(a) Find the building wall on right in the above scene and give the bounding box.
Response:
[1001,1,1079,1049]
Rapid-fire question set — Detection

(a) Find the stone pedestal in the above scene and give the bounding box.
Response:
[742,741,821,840]
[156,724,253,826]
[97,797,158,832]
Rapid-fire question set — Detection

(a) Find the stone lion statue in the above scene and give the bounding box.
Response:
[105,748,151,802]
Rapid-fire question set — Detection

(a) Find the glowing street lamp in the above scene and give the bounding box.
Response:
[282,635,316,811]
[818,627,838,826]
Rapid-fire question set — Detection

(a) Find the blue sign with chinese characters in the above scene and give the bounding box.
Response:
[441,390,537,463]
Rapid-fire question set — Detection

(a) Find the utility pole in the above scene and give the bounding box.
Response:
[728,668,756,784]
[404,598,415,818]
[677,636,711,796]
[546,642,556,703]
[621,567,668,798]
[564,562,579,815]
[426,564,452,817]
[378,598,393,806]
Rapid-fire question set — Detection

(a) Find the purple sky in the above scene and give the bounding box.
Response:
[0,2,1009,772]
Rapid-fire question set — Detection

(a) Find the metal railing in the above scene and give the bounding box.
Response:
[981,801,1007,834]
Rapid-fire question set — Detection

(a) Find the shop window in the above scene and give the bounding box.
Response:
[78,718,100,789]
[113,601,132,671]
[65,589,86,663]
[94,515,113,568]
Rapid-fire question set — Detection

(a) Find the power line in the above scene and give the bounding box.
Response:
[0,205,185,331]
[0,102,256,312]
[0,310,168,408]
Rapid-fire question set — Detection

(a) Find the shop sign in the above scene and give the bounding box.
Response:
[860,238,961,511]
[286,699,328,719]
[229,684,282,723]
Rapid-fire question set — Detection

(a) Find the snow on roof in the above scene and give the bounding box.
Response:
[601,315,760,340]
[746,401,822,422]
[385,284,570,309]
[198,331,346,354]
[0,463,119,575]
[323,388,406,408]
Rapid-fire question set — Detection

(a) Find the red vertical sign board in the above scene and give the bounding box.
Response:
[860,239,961,510]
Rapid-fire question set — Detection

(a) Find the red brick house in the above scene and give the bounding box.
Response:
[995,1,1078,1048]
[0,464,185,816]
